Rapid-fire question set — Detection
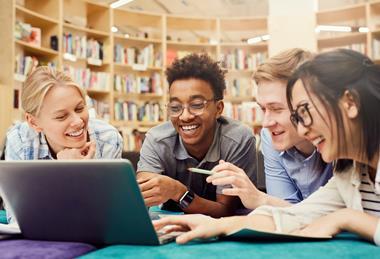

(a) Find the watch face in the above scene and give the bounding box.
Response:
[179,190,194,209]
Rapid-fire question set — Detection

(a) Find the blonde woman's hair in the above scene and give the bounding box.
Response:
[253,48,313,84]
[22,66,85,116]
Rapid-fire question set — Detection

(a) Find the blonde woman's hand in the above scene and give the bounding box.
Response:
[206,160,265,210]
[57,141,96,159]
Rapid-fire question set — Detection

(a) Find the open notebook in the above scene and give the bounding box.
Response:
[223,228,332,241]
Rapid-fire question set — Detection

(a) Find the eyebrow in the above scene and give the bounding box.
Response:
[52,100,84,114]
[169,95,208,102]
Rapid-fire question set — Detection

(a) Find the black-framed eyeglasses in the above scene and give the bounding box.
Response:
[290,103,313,127]
[166,98,216,117]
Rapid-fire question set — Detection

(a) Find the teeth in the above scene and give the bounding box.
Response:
[312,136,324,146]
[182,125,199,131]
[272,131,283,136]
[67,128,84,137]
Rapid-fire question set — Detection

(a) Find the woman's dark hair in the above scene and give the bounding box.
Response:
[286,49,380,172]
[166,53,226,100]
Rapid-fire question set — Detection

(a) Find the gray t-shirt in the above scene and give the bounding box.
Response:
[137,116,257,202]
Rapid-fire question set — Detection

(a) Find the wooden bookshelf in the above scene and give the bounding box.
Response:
[1,0,266,150]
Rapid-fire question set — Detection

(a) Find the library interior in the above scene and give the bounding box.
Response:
[0,0,380,258]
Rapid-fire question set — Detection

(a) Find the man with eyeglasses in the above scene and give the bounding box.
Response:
[136,54,257,217]
[207,49,333,210]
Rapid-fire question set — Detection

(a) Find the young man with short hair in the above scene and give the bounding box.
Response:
[136,54,257,217]
[207,48,333,209]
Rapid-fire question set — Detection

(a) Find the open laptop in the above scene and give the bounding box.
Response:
[0,159,180,245]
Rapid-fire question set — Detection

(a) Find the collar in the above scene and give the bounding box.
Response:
[37,132,54,159]
[280,146,317,162]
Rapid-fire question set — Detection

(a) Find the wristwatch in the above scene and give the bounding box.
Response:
[178,190,195,209]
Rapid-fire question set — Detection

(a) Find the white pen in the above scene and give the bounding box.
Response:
[188,167,214,175]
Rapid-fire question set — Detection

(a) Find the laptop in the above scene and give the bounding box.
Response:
[0,159,180,245]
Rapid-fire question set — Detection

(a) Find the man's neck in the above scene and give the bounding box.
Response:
[294,140,315,157]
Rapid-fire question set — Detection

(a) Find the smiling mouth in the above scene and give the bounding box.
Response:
[311,136,325,146]
[181,124,200,132]
[272,131,285,136]
[66,128,84,137]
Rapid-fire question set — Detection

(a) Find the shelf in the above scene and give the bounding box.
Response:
[317,32,366,49]
[225,69,255,73]
[112,120,162,128]
[113,63,162,71]
[86,89,110,94]
[220,17,267,31]
[225,96,256,103]
[63,23,109,38]
[316,3,366,24]
[113,34,162,44]
[167,40,216,47]
[243,121,262,128]
[15,39,58,56]
[16,5,59,27]
[114,92,163,100]
[63,54,109,67]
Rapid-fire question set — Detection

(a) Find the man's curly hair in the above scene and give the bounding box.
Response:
[166,53,226,100]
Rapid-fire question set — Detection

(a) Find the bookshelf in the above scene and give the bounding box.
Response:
[1,0,268,150]
[316,3,368,54]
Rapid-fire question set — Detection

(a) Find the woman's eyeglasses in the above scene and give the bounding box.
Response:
[290,103,313,127]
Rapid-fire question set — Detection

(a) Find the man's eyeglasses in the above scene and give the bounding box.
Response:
[167,98,215,117]
[290,103,313,127]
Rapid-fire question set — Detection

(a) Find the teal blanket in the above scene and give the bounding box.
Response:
[0,210,6,224]
[81,233,379,259]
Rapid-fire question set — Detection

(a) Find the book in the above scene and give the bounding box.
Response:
[223,228,331,241]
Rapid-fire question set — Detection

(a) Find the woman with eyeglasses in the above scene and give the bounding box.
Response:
[154,49,380,246]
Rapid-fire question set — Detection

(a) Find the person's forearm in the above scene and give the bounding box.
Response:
[341,209,379,242]
[184,195,235,218]
[217,213,276,235]
[262,193,292,207]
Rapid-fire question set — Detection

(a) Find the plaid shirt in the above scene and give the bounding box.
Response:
[5,118,123,160]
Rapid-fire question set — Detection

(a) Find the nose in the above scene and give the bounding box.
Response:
[178,105,195,121]
[296,122,309,137]
[70,113,83,127]
[262,112,276,128]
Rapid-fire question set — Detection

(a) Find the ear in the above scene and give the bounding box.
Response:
[341,90,359,119]
[25,113,43,133]
[215,100,224,119]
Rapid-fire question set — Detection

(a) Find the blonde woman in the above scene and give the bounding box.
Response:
[5,66,122,160]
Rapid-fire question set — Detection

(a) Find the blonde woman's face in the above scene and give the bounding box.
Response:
[32,85,89,154]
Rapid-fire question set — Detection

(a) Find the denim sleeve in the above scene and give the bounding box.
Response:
[4,127,24,160]
[261,129,302,203]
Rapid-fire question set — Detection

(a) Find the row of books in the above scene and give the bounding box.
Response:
[63,65,110,91]
[321,43,367,55]
[114,44,162,68]
[114,73,163,94]
[86,96,110,122]
[119,128,146,152]
[225,78,254,97]
[220,50,268,70]
[373,38,380,59]
[14,54,55,80]
[62,33,104,60]
[224,102,263,124]
[114,101,162,122]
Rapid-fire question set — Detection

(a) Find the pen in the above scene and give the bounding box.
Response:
[188,167,214,175]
